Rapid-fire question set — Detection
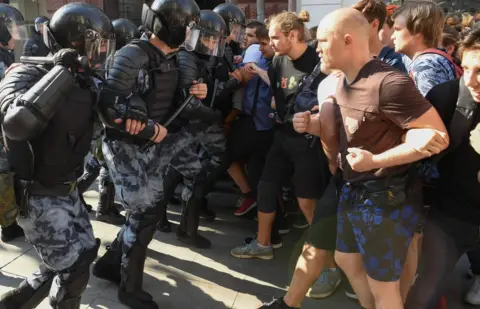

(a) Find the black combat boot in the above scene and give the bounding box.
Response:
[96,182,125,225]
[0,276,53,309]
[156,168,183,233]
[93,236,153,301]
[118,216,158,309]
[1,222,24,243]
[92,239,122,284]
[177,199,211,249]
[199,197,216,221]
[50,239,100,309]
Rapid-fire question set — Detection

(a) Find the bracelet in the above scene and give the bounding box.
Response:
[151,123,161,141]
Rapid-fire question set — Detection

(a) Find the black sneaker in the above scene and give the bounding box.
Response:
[244,233,282,249]
[277,213,290,235]
[344,281,358,300]
[1,222,25,243]
[259,298,297,308]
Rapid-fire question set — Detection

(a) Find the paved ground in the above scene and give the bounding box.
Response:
[0,181,477,308]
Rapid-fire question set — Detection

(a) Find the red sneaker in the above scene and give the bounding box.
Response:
[234,196,257,216]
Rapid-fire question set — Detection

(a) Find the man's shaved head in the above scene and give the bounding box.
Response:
[321,8,370,39]
[317,8,371,73]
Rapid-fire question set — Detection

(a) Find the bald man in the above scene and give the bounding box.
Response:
[314,8,449,309]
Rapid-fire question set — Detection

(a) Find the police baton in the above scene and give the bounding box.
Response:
[139,78,204,152]
[20,56,89,68]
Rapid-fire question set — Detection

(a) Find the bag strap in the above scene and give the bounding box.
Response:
[251,78,262,119]
[410,48,463,79]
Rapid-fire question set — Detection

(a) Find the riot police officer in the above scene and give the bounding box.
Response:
[214,3,246,73]
[0,4,23,78]
[113,18,140,51]
[92,0,205,308]
[22,16,50,57]
[76,18,141,225]
[157,9,227,248]
[0,4,26,244]
[0,3,115,308]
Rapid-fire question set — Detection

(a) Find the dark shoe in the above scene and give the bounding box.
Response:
[96,211,125,225]
[1,222,24,243]
[177,199,211,249]
[118,229,158,309]
[177,230,212,249]
[258,298,297,308]
[344,280,358,300]
[169,196,181,205]
[199,198,216,221]
[93,241,122,285]
[156,207,171,233]
[0,278,52,309]
[79,195,92,213]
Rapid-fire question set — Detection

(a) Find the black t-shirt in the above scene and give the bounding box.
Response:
[427,80,480,224]
[268,45,319,122]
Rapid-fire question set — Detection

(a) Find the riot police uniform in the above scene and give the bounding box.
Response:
[22,16,50,57]
[189,3,246,215]
[0,4,26,244]
[92,1,200,308]
[76,18,141,225]
[0,4,21,78]
[0,3,115,308]
[157,9,227,248]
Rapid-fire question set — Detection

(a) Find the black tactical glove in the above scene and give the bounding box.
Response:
[53,48,79,70]
[125,97,148,124]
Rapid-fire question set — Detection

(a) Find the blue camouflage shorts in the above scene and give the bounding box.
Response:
[336,179,420,282]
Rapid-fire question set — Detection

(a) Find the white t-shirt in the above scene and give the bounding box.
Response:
[242,44,262,64]
[317,72,341,110]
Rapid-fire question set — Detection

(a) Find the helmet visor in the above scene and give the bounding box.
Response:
[85,35,116,71]
[230,23,245,43]
[6,19,29,41]
[184,28,226,57]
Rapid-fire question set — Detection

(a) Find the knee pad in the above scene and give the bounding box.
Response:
[257,181,281,213]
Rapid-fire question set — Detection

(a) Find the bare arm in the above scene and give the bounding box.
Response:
[318,98,340,172]
[372,107,449,169]
[255,66,271,86]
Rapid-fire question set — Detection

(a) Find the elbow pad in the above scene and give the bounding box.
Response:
[2,65,74,141]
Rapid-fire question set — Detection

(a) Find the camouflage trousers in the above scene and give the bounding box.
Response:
[102,134,179,266]
[167,122,226,203]
[17,189,96,301]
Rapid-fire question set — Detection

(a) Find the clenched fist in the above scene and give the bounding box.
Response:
[293,111,311,134]
[346,148,376,172]
[470,123,480,155]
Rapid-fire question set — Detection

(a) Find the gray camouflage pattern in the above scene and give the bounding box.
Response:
[17,189,96,271]
[102,133,179,266]
[167,121,226,203]
[17,189,96,301]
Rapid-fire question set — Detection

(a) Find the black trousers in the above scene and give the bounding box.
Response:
[227,116,273,195]
[406,207,480,309]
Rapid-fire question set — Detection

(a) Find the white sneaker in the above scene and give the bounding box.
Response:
[466,275,480,305]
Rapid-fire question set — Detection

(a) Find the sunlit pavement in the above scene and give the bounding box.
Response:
[0,181,476,308]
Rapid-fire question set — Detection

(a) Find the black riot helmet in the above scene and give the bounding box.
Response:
[0,4,27,45]
[44,3,115,71]
[141,0,200,49]
[213,3,246,43]
[185,10,226,57]
[34,16,49,33]
[112,18,140,50]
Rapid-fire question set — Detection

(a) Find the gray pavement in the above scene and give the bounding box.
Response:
[0,181,477,308]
